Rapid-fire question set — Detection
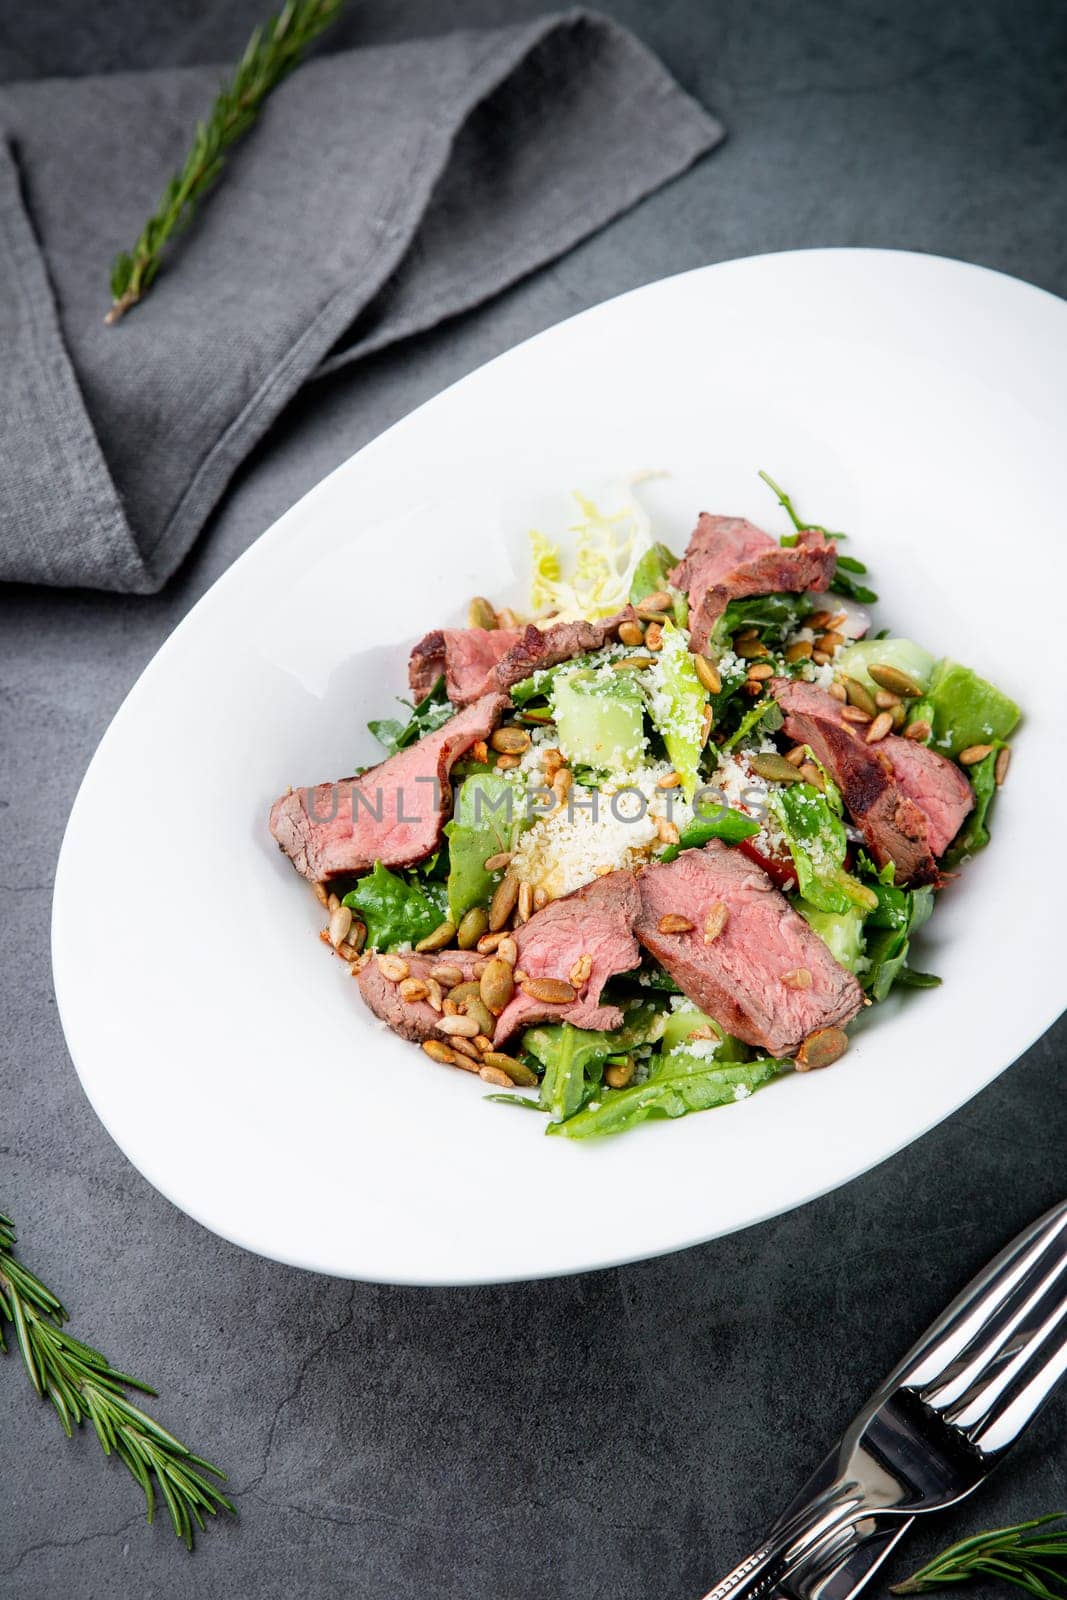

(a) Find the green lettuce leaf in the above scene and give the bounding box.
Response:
[342,861,445,951]
[857,857,937,1002]
[943,745,1001,866]
[549,1055,790,1139]
[444,772,529,924]
[771,781,877,915]
[630,541,687,624]
[645,619,707,799]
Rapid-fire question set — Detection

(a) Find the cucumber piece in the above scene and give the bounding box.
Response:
[795,899,867,973]
[551,669,646,773]
[925,659,1021,758]
[836,637,935,694]
[661,1002,719,1054]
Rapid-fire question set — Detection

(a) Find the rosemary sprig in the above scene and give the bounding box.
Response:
[0,1210,234,1549]
[892,1514,1067,1598]
[107,0,346,323]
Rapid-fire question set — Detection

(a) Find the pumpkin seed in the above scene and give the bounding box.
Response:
[468,595,498,631]
[995,745,1011,786]
[658,914,694,934]
[617,620,645,647]
[520,976,577,1004]
[612,655,655,671]
[457,907,489,948]
[784,639,813,663]
[422,1039,458,1065]
[959,743,994,765]
[480,957,515,1014]
[842,676,877,717]
[867,664,924,699]
[865,711,893,743]
[890,703,906,730]
[748,752,803,784]
[491,726,531,755]
[415,919,457,953]
[464,995,496,1038]
[796,1027,849,1072]
[604,1057,635,1089]
[693,654,722,695]
[485,1052,538,1088]
[703,903,729,944]
[489,871,520,931]
[735,638,770,659]
[447,981,482,1005]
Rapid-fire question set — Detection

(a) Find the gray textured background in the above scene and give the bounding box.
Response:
[2,2,1065,1596]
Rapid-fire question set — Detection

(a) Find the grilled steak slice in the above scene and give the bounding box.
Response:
[635,842,864,1056]
[357,952,482,1042]
[409,627,523,704]
[408,610,638,706]
[670,514,837,651]
[269,692,507,882]
[770,679,972,885]
[492,871,642,1045]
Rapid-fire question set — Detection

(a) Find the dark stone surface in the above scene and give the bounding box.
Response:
[1,2,1065,1594]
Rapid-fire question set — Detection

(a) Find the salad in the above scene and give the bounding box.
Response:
[269,475,1020,1140]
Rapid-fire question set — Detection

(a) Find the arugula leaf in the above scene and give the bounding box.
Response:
[943,746,1001,866]
[367,677,454,758]
[524,1005,664,1124]
[342,861,445,951]
[713,592,811,647]
[549,1055,791,1139]
[444,772,528,924]
[721,696,784,753]
[758,469,845,541]
[757,471,879,601]
[830,569,878,604]
[861,876,936,1002]
[771,781,877,915]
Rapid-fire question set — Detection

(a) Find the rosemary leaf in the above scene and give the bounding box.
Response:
[892,1514,1067,1596]
[0,1210,234,1549]
[106,0,347,323]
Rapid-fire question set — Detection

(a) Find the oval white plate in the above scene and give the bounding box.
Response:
[54,250,1067,1284]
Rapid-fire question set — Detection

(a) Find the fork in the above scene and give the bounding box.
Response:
[702,1197,1067,1600]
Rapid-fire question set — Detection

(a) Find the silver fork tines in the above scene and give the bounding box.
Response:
[700,1200,1067,1600]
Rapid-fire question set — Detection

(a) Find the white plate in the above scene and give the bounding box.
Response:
[53,250,1067,1284]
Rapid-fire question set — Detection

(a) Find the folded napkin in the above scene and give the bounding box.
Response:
[0,10,720,593]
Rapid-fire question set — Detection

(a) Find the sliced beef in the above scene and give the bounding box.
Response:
[269,692,507,883]
[357,951,482,1042]
[770,679,972,885]
[408,610,638,706]
[409,626,523,703]
[492,871,642,1045]
[635,841,864,1056]
[670,514,837,651]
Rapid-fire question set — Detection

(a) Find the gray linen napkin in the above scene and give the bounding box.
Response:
[0,10,721,593]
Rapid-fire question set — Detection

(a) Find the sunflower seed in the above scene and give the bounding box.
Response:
[437,1014,480,1038]
[658,913,694,934]
[429,963,464,987]
[328,904,353,948]
[422,1039,458,1065]
[781,967,813,990]
[995,745,1011,786]
[617,620,645,647]
[704,903,729,943]
[865,711,893,743]
[568,953,593,989]
[489,871,520,931]
[399,978,429,1002]
[376,954,409,982]
[959,743,994,765]
[784,639,813,664]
